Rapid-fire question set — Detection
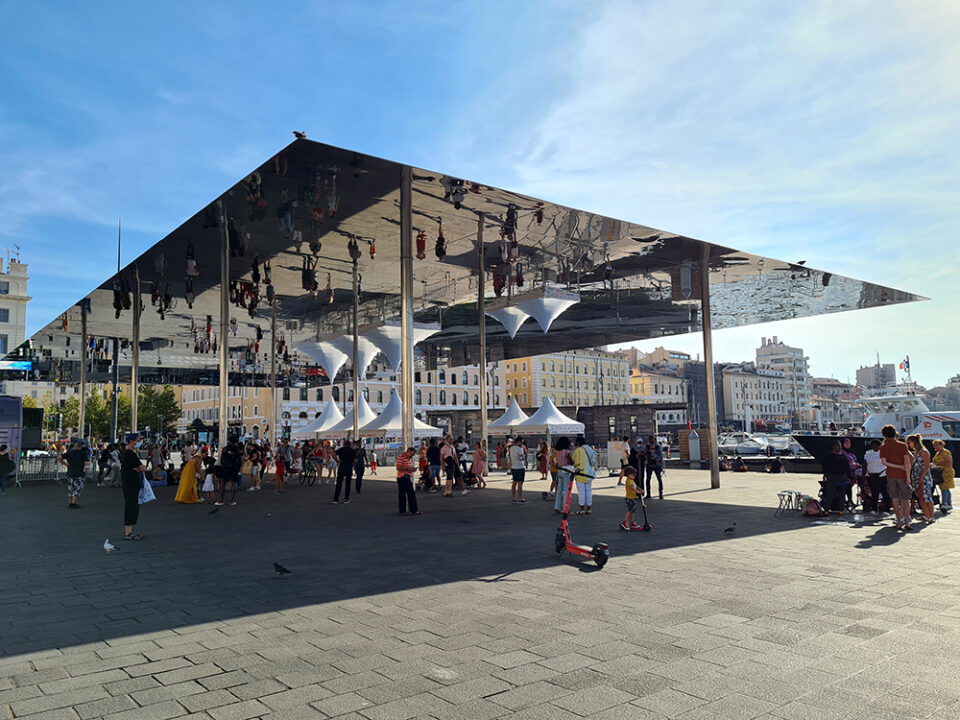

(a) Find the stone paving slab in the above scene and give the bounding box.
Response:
[2,468,960,718]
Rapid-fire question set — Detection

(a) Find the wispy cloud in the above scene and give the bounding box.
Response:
[483,0,960,386]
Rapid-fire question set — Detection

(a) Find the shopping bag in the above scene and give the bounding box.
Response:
[138,474,156,504]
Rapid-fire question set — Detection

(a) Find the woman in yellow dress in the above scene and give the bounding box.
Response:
[932,439,954,512]
[174,453,203,503]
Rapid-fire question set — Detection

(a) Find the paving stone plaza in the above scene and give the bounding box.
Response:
[3,468,959,719]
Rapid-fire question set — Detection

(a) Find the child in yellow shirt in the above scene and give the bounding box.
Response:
[621,466,643,531]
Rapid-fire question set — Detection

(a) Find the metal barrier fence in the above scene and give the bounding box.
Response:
[14,456,64,484]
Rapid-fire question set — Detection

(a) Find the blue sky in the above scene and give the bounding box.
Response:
[2,0,958,388]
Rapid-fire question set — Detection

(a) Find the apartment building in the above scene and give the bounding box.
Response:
[502,349,630,409]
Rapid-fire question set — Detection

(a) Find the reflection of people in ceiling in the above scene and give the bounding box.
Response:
[301,256,319,297]
[326,174,339,217]
[244,172,266,221]
[185,239,199,277]
[276,189,295,239]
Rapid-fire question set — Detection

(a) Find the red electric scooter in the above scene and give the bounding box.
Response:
[554,466,610,568]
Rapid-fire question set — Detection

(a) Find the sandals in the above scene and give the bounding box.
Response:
[124,533,143,541]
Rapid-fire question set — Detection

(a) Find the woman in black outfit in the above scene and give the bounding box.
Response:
[820,440,851,514]
[121,433,148,540]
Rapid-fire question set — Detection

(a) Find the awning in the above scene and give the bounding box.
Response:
[516,398,584,435]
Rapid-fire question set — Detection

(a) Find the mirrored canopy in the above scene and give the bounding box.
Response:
[9,138,925,387]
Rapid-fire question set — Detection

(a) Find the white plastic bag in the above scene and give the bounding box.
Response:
[138,474,156,504]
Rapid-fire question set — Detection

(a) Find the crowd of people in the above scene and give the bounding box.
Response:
[818,425,954,531]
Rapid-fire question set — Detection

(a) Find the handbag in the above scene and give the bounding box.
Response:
[138,474,156,504]
[931,466,944,485]
[240,459,253,476]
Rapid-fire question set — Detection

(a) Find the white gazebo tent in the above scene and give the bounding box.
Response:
[516,397,584,438]
[326,394,379,439]
[364,321,441,373]
[291,398,345,439]
[327,334,381,378]
[359,389,443,438]
[486,398,530,436]
[294,341,348,385]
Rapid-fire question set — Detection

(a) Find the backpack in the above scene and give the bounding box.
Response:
[804,498,823,516]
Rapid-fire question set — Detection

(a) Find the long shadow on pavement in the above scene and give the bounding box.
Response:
[0,473,853,657]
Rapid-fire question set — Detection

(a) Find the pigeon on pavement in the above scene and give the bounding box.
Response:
[103,539,118,552]
[723,523,737,534]
[274,562,291,578]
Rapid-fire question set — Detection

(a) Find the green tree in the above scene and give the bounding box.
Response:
[137,385,180,434]
[84,392,110,440]
[22,395,37,409]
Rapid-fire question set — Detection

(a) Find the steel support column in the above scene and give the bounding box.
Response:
[399,165,414,448]
[218,199,229,450]
[270,301,277,444]
[131,269,140,434]
[476,212,488,450]
[352,257,360,440]
[700,243,720,489]
[78,300,87,440]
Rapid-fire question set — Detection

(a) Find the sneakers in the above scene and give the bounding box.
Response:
[331,500,339,504]
[630,522,645,530]
[619,521,630,531]
[461,490,470,496]
[214,501,224,506]
[247,487,257,492]
[343,499,351,504]
[230,501,238,506]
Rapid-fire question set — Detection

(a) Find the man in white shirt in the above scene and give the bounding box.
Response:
[863,439,888,514]
[509,437,527,503]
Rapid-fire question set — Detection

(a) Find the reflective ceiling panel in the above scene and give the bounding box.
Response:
[10,139,925,386]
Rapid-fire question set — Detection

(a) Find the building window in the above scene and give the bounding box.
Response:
[299,388,308,401]
[439,370,446,384]
[316,388,322,401]
[362,387,369,400]
[415,389,422,404]
[473,394,478,405]
[253,405,258,416]
[428,392,433,405]
[332,387,340,401]
[472,375,478,385]
[439,390,446,404]
[608,416,617,437]
[377,390,383,403]
[522,362,527,372]
[522,393,527,405]
[0,282,8,294]
[451,394,457,406]
[462,372,468,385]
[451,373,457,385]
[462,391,468,405]
[282,388,290,401]
[0,309,8,323]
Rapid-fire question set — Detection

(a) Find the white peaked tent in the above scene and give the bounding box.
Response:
[291,398,345,439]
[326,394,379,438]
[359,389,443,438]
[485,286,580,337]
[516,397,584,435]
[485,306,530,339]
[487,398,530,435]
[514,286,580,334]
[327,334,381,378]
[294,341,348,385]
[364,321,441,373]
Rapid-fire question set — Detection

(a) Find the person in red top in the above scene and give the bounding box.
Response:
[395,446,421,516]
[878,424,913,531]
